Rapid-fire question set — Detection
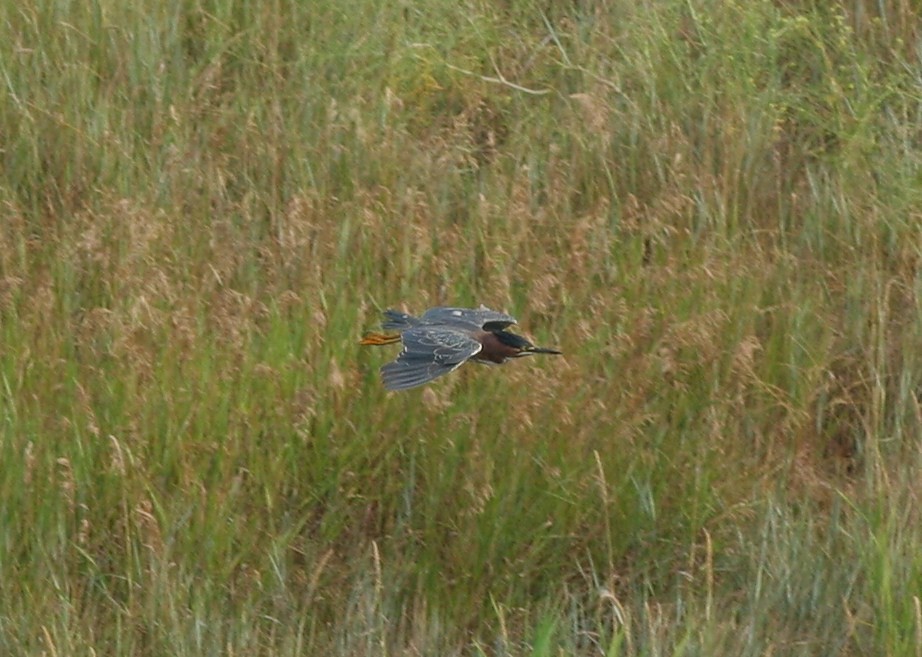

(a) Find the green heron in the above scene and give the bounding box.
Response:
[360,305,562,391]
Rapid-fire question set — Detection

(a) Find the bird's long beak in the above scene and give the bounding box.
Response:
[523,345,563,355]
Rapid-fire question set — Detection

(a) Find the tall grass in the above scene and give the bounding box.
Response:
[2,0,922,654]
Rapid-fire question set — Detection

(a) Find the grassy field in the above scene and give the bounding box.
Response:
[2,0,922,654]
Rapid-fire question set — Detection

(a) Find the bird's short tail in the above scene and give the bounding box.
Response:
[361,309,420,345]
[359,331,402,346]
[380,309,421,331]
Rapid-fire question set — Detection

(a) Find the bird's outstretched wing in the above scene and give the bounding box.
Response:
[419,306,517,331]
[380,327,482,391]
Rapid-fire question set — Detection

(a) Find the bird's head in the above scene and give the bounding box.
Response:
[493,330,563,358]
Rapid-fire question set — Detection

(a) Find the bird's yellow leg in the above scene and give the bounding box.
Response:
[359,331,401,346]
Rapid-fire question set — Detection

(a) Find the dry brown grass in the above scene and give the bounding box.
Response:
[2,0,922,654]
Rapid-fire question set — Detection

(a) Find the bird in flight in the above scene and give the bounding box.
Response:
[360,305,562,391]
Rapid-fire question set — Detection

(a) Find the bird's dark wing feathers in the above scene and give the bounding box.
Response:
[403,327,481,365]
[419,306,517,330]
[380,327,482,391]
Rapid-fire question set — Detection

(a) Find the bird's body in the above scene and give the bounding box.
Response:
[360,305,562,391]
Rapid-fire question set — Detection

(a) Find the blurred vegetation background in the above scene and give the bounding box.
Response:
[2,0,922,654]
